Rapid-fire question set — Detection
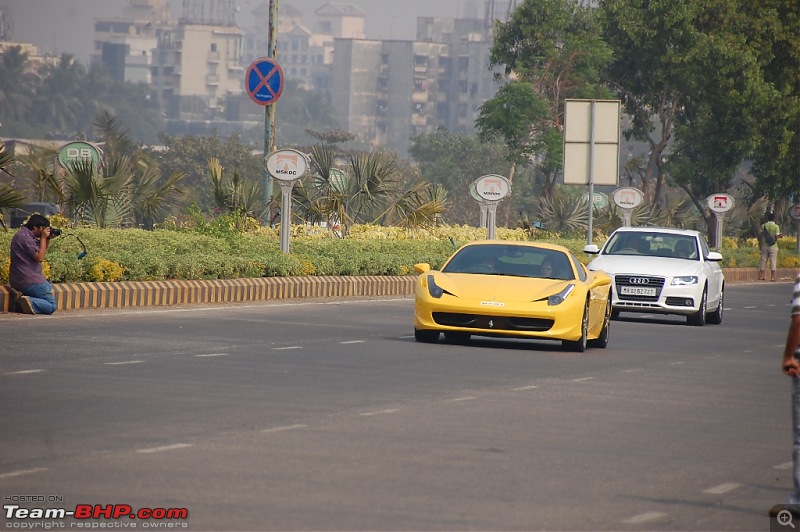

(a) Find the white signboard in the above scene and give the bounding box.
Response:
[474,174,511,202]
[789,204,800,221]
[266,149,309,182]
[612,187,644,209]
[563,99,621,186]
[706,193,734,213]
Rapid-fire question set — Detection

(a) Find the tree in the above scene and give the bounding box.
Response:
[32,53,85,135]
[293,144,446,234]
[0,45,36,127]
[480,0,612,199]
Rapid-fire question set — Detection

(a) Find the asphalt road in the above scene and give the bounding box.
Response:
[0,282,795,530]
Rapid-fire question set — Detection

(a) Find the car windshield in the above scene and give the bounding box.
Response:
[442,244,575,280]
[603,232,699,260]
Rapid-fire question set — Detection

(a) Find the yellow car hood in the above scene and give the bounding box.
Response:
[431,272,571,302]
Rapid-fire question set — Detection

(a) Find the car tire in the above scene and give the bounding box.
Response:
[588,299,611,349]
[414,328,440,343]
[687,288,707,326]
[563,302,589,352]
[444,331,471,343]
[706,284,724,325]
[611,308,621,319]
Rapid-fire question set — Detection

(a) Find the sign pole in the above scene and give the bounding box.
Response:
[264,0,279,222]
[586,100,596,246]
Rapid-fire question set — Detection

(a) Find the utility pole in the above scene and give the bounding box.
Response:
[263,0,279,221]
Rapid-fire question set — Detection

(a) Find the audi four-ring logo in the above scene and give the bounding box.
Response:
[629,277,649,285]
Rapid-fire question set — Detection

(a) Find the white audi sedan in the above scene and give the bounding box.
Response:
[583,227,724,326]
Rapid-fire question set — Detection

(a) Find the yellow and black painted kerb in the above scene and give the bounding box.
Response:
[0,275,418,313]
[0,268,791,314]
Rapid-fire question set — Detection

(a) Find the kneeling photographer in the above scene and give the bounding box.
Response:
[10,214,57,315]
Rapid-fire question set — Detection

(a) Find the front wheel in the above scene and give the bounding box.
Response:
[444,331,471,344]
[414,328,440,343]
[588,299,611,349]
[563,302,589,352]
[687,288,707,326]
[706,285,724,325]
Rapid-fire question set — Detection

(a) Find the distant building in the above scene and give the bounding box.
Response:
[332,17,503,156]
[85,0,508,152]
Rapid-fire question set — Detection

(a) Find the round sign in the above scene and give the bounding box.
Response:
[790,205,800,221]
[474,174,511,202]
[266,149,309,182]
[706,193,734,213]
[612,187,644,209]
[469,181,483,202]
[58,141,102,169]
[245,57,285,106]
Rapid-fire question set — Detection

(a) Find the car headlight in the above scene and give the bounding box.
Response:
[427,274,444,298]
[548,284,575,306]
[671,276,699,286]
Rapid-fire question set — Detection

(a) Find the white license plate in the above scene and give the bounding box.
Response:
[620,286,657,297]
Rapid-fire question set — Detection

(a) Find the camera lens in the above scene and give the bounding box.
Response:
[49,228,62,237]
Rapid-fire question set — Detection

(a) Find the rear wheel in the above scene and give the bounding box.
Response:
[687,288,707,326]
[414,328,440,343]
[563,302,589,352]
[706,285,724,325]
[588,299,611,349]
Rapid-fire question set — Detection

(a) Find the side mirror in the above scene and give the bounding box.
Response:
[413,263,431,275]
[583,244,600,255]
[706,252,723,262]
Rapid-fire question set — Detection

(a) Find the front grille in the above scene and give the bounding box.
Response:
[614,275,665,302]
[433,312,554,332]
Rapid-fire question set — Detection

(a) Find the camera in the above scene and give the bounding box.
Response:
[49,228,62,237]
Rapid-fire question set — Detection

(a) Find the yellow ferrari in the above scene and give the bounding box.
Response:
[413,241,612,352]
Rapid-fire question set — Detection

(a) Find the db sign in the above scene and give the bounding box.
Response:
[266,149,309,182]
[706,193,734,213]
[474,174,511,202]
[58,141,102,168]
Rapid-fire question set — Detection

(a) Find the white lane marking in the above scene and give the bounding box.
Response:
[272,346,303,351]
[668,361,686,366]
[744,306,757,309]
[511,386,538,391]
[623,368,644,373]
[703,482,742,495]
[5,369,45,375]
[340,340,365,344]
[399,335,414,339]
[105,360,145,366]
[622,512,667,524]
[572,377,595,382]
[262,424,308,433]
[0,467,48,479]
[195,353,230,358]
[360,409,401,417]
[448,396,476,402]
[136,443,193,454]
[775,462,793,470]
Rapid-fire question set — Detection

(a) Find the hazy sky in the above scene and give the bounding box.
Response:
[5,0,479,64]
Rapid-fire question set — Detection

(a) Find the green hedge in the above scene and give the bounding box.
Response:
[1,226,796,284]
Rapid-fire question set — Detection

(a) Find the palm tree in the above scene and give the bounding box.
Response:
[131,159,186,229]
[0,45,37,124]
[32,53,85,133]
[63,157,134,228]
[0,144,26,229]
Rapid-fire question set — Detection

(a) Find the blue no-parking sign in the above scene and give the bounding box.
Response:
[245,57,284,106]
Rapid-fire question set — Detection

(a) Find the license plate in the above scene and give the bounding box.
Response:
[620,286,657,297]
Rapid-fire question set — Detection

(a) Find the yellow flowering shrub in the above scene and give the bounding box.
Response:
[87,258,124,282]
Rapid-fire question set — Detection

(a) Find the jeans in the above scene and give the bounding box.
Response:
[21,282,57,315]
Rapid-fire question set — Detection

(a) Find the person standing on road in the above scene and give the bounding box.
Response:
[775,274,800,519]
[9,214,57,314]
[759,212,782,282]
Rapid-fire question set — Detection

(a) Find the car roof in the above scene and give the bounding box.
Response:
[610,226,702,237]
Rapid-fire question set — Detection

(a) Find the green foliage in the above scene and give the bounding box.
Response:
[0,224,796,285]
